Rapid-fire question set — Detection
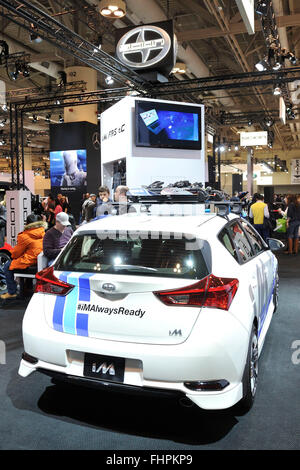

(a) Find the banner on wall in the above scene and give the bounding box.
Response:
[291,159,300,183]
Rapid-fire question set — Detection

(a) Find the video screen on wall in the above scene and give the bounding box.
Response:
[135,100,202,150]
[50,149,87,188]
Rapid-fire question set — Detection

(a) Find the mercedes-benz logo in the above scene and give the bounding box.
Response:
[92,131,100,150]
[102,283,116,292]
[116,25,171,69]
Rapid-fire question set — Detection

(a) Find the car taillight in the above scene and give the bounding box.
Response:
[35,266,74,296]
[154,275,238,311]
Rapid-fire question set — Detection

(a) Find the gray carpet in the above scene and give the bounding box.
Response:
[0,253,299,450]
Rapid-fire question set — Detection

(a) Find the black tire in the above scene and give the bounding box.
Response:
[237,324,258,413]
[273,273,279,313]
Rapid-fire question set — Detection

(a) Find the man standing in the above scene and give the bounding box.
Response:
[249,194,270,241]
[83,194,97,222]
[43,212,73,264]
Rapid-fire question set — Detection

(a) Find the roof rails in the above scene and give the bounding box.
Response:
[126,193,245,218]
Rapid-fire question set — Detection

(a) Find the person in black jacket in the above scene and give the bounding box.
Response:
[286,196,300,254]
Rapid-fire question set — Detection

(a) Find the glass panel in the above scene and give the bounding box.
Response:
[55,233,209,280]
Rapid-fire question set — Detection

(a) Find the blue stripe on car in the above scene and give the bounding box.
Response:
[52,272,70,332]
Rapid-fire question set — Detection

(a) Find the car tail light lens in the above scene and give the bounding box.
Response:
[154,275,238,311]
[35,266,74,296]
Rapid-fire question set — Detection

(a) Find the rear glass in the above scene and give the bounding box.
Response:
[55,232,208,280]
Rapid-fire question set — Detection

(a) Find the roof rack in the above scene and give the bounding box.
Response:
[126,193,245,218]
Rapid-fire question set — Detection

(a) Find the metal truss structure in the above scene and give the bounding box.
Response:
[0,0,147,91]
[6,81,87,101]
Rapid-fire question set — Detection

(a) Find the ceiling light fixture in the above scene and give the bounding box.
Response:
[105,75,114,85]
[99,0,126,18]
[273,85,281,96]
[255,1,268,16]
[255,58,268,71]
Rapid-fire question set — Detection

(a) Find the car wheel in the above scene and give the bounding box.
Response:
[273,273,279,313]
[237,324,258,413]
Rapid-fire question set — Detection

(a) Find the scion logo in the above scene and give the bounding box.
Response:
[116,25,171,69]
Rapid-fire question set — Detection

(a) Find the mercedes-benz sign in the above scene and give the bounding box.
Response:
[116,25,172,69]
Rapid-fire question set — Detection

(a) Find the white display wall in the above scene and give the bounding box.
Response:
[100,96,205,192]
[6,190,32,247]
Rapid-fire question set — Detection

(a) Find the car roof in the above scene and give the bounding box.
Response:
[76,212,239,235]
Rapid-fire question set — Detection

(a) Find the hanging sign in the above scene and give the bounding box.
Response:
[240,131,268,147]
[291,159,300,183]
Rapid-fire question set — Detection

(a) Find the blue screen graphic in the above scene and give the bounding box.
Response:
[50,149,87,187]
[136,102,201,150]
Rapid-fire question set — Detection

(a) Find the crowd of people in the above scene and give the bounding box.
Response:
[234,191,300,254]
[0,185,299,301]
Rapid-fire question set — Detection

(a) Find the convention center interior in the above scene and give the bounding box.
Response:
[0,0,299,453]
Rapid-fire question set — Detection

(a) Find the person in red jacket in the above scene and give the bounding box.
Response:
[1,214,47,300]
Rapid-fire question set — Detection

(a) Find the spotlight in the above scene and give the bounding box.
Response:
[255,1,268,16]
[1,104,7,112]
[99,0,126,18]
[57,71,67,86]
[273,86,281,96]
[55,99,61,105]
[21,64,30,77]
[0,40,9,58]
[11,70,19,80]
[105,75,114,85]
[59,114,64,123]
[32,114,38,122]
[255,58,268,71]
[29,23,43,43]
[289,54,297,65]
[234,145,239,151]
[45,114,51,122]
[248,119,253,126]
[219,145,225,152]
[265,117,274,127]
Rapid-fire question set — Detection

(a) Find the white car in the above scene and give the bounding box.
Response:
[19,204,282,412]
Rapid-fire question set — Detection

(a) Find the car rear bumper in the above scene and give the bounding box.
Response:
[19,295,248,410]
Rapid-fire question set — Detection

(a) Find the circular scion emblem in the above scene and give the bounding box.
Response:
[116,25,171,69]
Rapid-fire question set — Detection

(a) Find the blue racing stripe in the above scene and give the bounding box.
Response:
[63,274,79,335]
[76,313,89,337]
[52,272,71,332]
[78,273,94,302]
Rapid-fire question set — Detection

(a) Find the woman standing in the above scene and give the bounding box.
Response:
[285,195,300,254]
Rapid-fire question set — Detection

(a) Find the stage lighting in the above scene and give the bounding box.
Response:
[45,114,51,122]
[255,1,268,16]
[105,75,114,85]
[99,0,126,18]
[255,58,268,71]
[273,86,281,96]
[59,114,64,123]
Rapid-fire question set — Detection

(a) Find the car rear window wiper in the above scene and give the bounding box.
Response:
[112,265,158,273]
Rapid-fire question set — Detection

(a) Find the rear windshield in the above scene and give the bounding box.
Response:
[55,232,208,280]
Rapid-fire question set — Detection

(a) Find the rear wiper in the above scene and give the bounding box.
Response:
[112,265,158,272]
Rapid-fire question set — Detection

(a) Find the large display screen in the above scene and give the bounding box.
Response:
[50,149,87,188]
[135,100,202,150]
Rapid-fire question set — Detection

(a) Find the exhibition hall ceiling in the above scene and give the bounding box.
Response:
[0,0,300,175]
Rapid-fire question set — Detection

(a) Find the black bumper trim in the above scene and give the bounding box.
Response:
[37,368,186,400]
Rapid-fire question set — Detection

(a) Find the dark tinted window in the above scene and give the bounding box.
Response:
[219,229,239,262]
[227,221,254,263]
[239,219,265,255]
[55,233,208,280]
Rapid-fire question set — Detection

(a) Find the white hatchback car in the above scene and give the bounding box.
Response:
[19,204,281,412]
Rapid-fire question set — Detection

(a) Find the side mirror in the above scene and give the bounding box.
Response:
[267,238,285,251]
